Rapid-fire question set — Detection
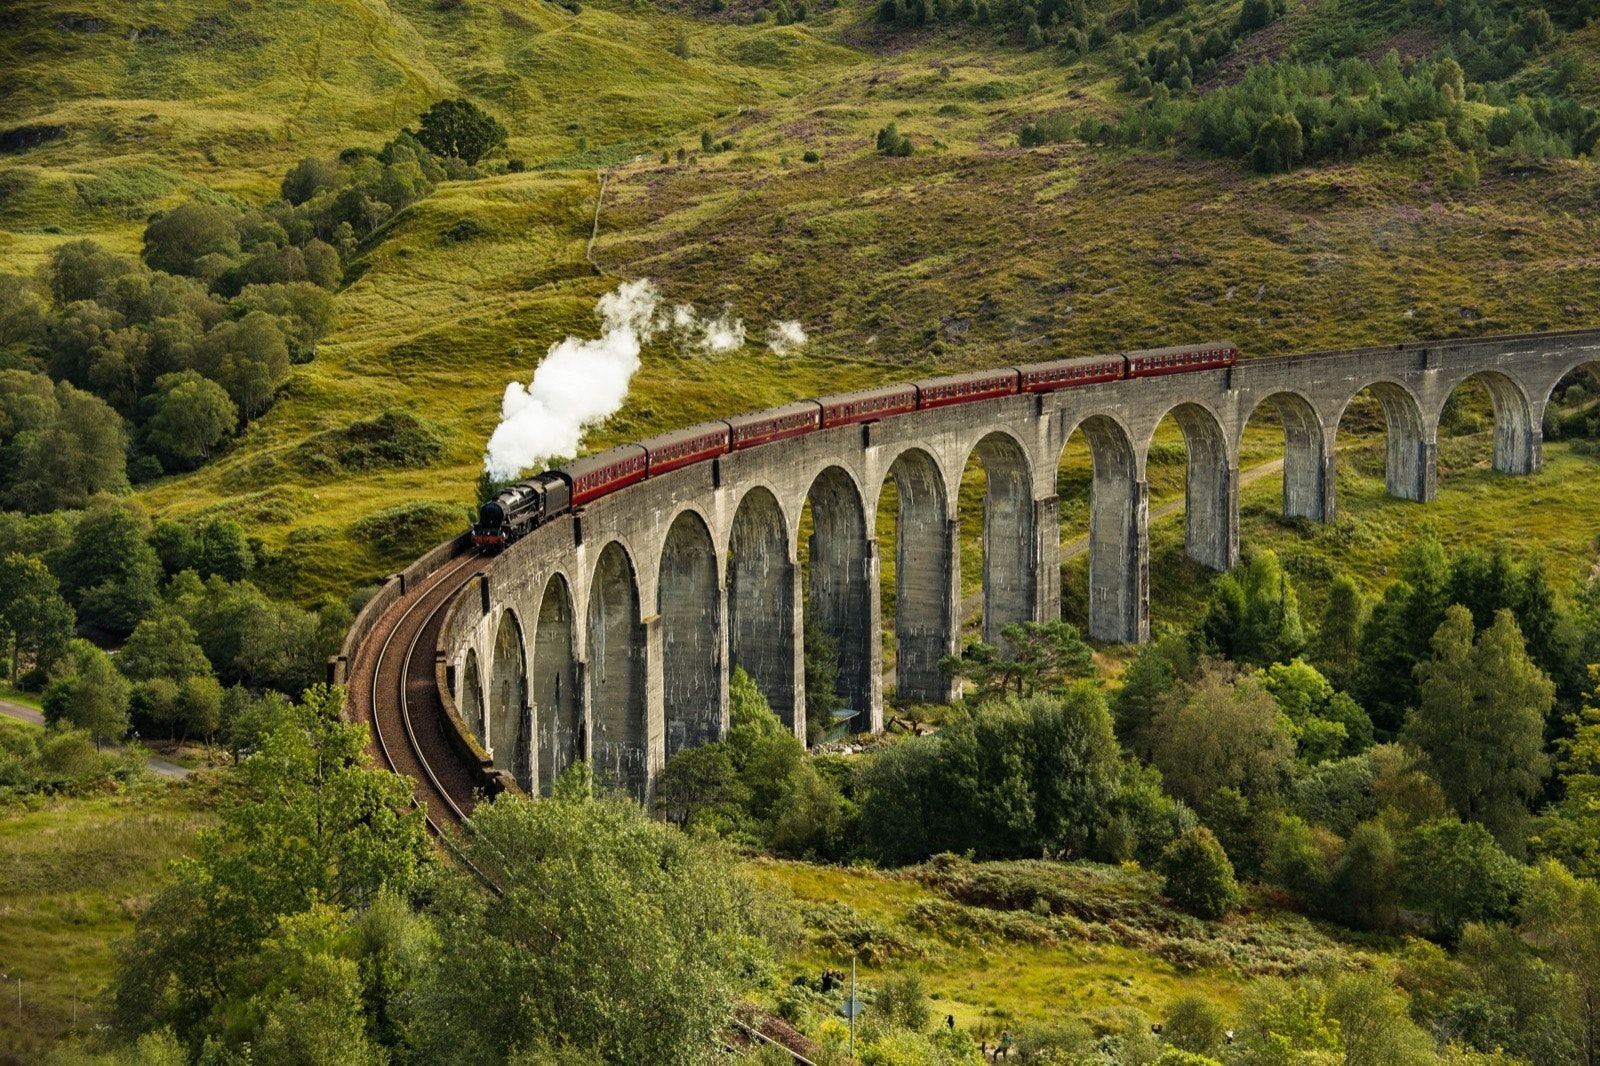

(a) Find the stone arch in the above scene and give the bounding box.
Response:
[1242,391,1330,521]
[1151,401,1234,571]
[880,447,955,703]
[489,608,531,791]
[1061,414,1144,644]
[587,541,646,799]
[1337,380,1430,502]
[806,465,874,731]
[1441,369,1537,476]
[533,572,579,796]
[960,432,1036,646]
[659,509,722,757]
[459,648,485,748]
[728,485,798,734]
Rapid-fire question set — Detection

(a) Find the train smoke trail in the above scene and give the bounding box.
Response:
[483,279,660,480]
[766,320,807,355]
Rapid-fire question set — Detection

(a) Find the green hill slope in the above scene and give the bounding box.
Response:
[2,0,1597,599]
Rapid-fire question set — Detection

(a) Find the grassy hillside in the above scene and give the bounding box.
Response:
[2,0,1598,604]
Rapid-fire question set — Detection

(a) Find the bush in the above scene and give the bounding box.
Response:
[1160,827,1241,920]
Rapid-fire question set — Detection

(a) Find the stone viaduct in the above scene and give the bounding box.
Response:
[432,329,1600,800]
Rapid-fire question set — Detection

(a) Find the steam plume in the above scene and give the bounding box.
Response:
[483,279,660,480]
[767,320,807,355]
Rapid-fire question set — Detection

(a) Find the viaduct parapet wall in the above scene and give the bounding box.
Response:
[432,329,1600,800]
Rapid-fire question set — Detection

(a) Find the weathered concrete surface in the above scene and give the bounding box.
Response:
[434,329,1600,797]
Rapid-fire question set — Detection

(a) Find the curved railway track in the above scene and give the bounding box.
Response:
[346,549,483,834]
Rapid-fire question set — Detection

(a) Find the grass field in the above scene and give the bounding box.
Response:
[747,855,1381,1041]
[0,782,217,1065]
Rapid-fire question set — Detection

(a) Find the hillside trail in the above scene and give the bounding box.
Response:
[880,456,1287,690]
[0,699,191,779]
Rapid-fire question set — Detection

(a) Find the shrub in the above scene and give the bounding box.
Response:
[1160,827,1241,920]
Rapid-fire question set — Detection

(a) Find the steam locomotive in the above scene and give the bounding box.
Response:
[470,341,1238,550]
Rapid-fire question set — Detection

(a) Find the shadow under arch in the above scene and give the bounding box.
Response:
[960,432,1036,647]
[806,465,874,731]
[533,572,579,796]
[1152,400,1234,572]
[489,608,531,791]
[659,509,721,757]
[1242,391,1330,521]
[458,647,485,749]
[1337,380,1430,502]
[587,540,646,800]
[727,485,798,733]
[880,447,955,704]
[1061,414,1144,644]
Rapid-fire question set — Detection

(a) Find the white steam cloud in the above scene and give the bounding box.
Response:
[483,279,660,481]
[700,310,747,352]
[482,279,811,480]
[767,320,807,355]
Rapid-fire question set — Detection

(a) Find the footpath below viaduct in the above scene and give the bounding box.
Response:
[399,329,1600,801]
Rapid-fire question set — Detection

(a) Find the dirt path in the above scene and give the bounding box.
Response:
[0,698,192,779]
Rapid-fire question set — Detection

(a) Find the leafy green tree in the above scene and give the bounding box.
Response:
[1534,669,1600,879]
[652,742,749,831]
[1313,574,1366,690]
[46,239,140,305]
[42,638,131,745]
[197,310,290,419]
[1519,860,1600,1066]
[1325,819,1400,931]
[1257,658,1373,762]
[112,685,426,1042]
[141,202,241,277]
[1406,607,1552,844]
[405,769,771,1065]
[1160,826,1241,919]
[1401,819,1523,940]
[118,614,212,683]
[1150,664,1295,816]
[142,371,237,471]
[414,98,508,165]
[1161,993,1226,1055]
[940,620,1093,700]
[55,501,162,637]
[1112,630,1195,760]
[0,374,129,513]
[234,282,339,352]
[1355,529,1450,734]
[193,517,254,581]
[0,552,75,681]
[1249,112,1304,172]
[1264,813,1332,903]
[804,613,843,743]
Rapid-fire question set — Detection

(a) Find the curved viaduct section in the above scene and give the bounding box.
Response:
[353,329,1600,806]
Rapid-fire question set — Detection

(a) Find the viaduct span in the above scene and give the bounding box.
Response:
[342,329,1600,805]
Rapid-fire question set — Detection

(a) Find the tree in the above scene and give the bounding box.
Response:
[193,517,254,581]
[1313,575,1366,690]
[55,500,162,638]
[405,769,772,1065]
[141,202,241,277]
[939,620,1094,700]
[1406,607,1552,844]
[1535,669,1600,879]
[1160,826,1241,919]
[1401,819,1523,940]
[197,311,290,419]
[1249,112,1304,173]
[1325,819,1399,931]
[1257,657,1373,763]
[119,613,212,684]
[42,638,131,745]
[280,156,340,206]
[1200,551,1304,666]
[112,685,426,1042]
[0,375,129,513]
[0,552,75,681]
[1162,994,1227,1055]
[1112,630,1194,760]
[414,98,508,165]
[1150,664,1295,816]
[804,613,843,743]
[1520,860,1600,1066]
[141,370,237,471]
